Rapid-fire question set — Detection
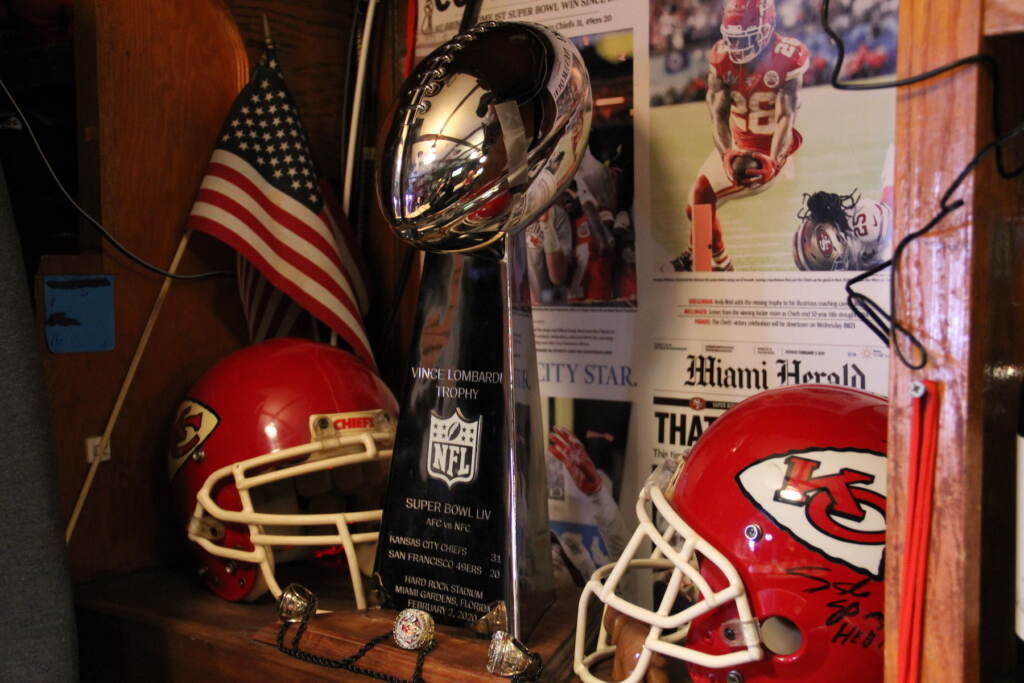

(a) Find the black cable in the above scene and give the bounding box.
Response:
[353,77,374,256]
[459,0,484,34]
[822,0,1024,369]
[339,0,366,193]
[0,77,234,281]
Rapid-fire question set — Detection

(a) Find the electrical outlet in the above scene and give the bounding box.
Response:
[85,436,111,464]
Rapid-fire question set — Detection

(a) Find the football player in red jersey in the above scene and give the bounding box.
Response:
[664,0,808,272]
[566,180,616,303]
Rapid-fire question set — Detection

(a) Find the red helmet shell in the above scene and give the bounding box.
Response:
[674,385,886,682]
[170,338,398,601]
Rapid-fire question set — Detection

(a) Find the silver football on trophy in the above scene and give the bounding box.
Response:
[377,22,592,255]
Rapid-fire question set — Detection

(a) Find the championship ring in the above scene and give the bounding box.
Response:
[393,608,436,650]
[486,630,542,678]
[277,583,317,623]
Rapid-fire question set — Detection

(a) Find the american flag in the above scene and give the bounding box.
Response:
[187,48,375,369]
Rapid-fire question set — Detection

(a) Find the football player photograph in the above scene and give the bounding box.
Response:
[544,399,632,582]
[612,208,638,303]
[793,143,894,270]
[525,29,636,306]
[663,0,808,272]
[567,178,618,304]
[524,175,637,306]
[792,186,892,270]
[649,0,899,272]
[525,203,574,305]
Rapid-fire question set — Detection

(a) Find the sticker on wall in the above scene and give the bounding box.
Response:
[43,275,115,353]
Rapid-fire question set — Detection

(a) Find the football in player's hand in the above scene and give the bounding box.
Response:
[731,153,763,185]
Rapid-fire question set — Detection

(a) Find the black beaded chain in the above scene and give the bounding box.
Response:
[276,616,436,683]
[510,651,544,683]
[276,617,546,682]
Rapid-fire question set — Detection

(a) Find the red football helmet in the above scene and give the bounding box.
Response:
[721,0,777,64]
[574,385,887,682]
[169,339,398,608]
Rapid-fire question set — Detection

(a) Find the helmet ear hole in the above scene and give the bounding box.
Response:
[760,616,802,656]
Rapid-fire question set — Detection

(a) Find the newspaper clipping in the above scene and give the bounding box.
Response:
[413,0,896,580]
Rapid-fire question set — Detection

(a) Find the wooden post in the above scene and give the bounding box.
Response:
[887,1,1024,680]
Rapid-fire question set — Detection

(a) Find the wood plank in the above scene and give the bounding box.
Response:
[985,0,1024,36]
[76,568,576,681]
[53,0,250,581]
[77,569,356,681]
[57,0,419,585]
[887,1,986,681]
[223,0,355,187]
[249,570,579,682]
[253,602,576,682]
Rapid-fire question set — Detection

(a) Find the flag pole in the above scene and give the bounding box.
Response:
[338,1,378,349]
[262,14,274,49]
[342,0,379,217]
[65,230,194,542]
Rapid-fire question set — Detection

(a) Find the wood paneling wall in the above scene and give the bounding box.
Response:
[887,1,1024,681]
[52,0,250,581]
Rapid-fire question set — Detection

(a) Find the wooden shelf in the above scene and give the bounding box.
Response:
[75,568,577,681]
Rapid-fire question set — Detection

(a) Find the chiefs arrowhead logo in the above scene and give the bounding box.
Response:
[169,400,219,480]
[737,448,886,578]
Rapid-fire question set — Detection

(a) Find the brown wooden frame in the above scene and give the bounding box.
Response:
[886,1,1024,680]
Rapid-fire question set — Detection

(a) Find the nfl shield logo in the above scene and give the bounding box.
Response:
[427,409,482,488]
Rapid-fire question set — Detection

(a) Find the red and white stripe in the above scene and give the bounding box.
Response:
[321,179,370,315]
[188,149,375,369]
[236,256,324,343]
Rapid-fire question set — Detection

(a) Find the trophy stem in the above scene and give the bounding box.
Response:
[375,235,553,640]
[500,233,553,638]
